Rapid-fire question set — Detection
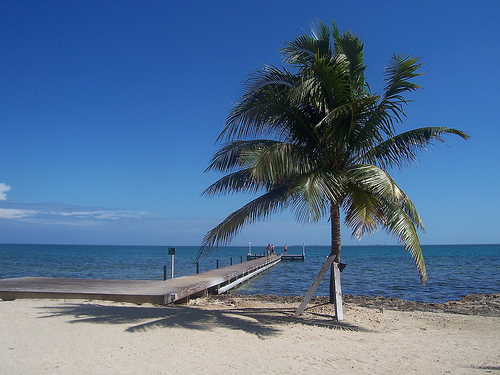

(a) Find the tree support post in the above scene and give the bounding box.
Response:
[330,262,343,320]
[294,254,343,320]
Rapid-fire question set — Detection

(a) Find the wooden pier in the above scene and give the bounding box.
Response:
[0,255,281,305]
[247,254,305,261]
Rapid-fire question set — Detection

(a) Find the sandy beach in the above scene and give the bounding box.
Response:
[1,294,499,374]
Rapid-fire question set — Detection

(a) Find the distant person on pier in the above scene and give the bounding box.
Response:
[266,244,270,256]
[271,244,275,254]
[284,245,287,254]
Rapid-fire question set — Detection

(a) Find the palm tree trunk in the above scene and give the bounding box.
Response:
[330,202,341,261]
[329,202,341,303]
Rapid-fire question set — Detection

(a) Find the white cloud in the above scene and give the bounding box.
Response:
[0,183,11,200]
[0,201,149,223]
[57,210,148,220]
[0,208,37,219]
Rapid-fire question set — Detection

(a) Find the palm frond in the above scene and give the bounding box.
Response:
[205,140,277,173]
[384,54,423,99]
[342,184,383,239]
[361,127,470,169]
[332,26,367,95]
[197,186,291,259]
[240,142,317,183]
[381,198,427,283]
[222,70,325,150]
[281,20,332,69]
[202,169,259,197]
[218,66,298,142]
[314,95,378,151]
[204,140,319,196]
[290,168,344,223]
[377,54,424,134]
[347,164,405,201]
[244,65,297,95]
[401,194,424,230]
[281,34,318,68]
[347,164,425,230]
[309,56,353,109]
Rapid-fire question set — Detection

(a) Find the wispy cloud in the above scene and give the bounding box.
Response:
[0,201,149,223]
[0,200,213,245]
[0,208,37,219]
[57,210,148,220]
[0,183,11,200]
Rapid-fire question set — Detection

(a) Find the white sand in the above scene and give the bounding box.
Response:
[1,297,499,374]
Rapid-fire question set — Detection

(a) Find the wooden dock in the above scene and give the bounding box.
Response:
[247,254,305,261]
[0,255,281,305]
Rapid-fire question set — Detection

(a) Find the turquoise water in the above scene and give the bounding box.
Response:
[0,244,498,303]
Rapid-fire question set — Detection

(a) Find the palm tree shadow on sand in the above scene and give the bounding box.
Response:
[36,301,369,337]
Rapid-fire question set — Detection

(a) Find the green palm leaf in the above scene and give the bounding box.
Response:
[198,186,291,258]
[381,197,427,283]
[290,168,344,223]
[348,164,405,201]
[342,184,383,239]
[202,170,259,197]
[362,127,470,169]
[379,54,424,133]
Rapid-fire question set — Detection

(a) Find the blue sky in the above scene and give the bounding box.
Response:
[1,0,498,247]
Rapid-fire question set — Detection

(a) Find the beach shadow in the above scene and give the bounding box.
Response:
[469,366,500,371]
[37,301,365,337]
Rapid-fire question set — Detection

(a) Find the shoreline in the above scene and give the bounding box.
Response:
[227,292,500,317]
[1,292,499,316]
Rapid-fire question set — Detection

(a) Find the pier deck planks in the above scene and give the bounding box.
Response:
[247,254,304,261]
[0,255,281,305]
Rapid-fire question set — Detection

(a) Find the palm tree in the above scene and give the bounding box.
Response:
[199,21,468,309]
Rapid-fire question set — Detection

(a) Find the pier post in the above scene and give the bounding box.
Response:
[196,262,199,274]
[216,259,219,269]
[163,265,167,281]
[230,257,233,265]
[168,247,176,279]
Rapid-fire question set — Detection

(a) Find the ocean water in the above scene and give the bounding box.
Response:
[0,243,498,303]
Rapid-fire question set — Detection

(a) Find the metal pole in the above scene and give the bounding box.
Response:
[163,265,167,281]
[230,257,233,265]
[248,242,251,255]
[170,254,174,279]
[216,259,219,269]
[196,261,199,274]
[168,247,176,279]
